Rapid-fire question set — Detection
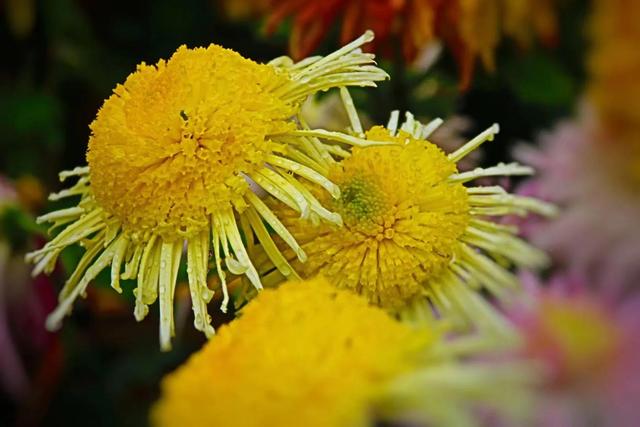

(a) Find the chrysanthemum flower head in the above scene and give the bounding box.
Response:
[258,104,555,333]
[152,277,534,427]
[26,33,390,350]
[87,45,296,239]
[589,0,640,149]
[520,290,620,389]
[514,110,640,288]
[506,273,640,427]
[286,126,470,309]
[587,0,640,187]
[232,0,559,87]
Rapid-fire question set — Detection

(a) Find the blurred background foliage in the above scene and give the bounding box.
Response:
[0,0,588,426]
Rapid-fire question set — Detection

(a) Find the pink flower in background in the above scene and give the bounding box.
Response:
[0,176,17,205]
[0,241,29,400]
[505,272,640,427]
[514,105,640,290]
[0,177,56,401]
[0,177,26,400]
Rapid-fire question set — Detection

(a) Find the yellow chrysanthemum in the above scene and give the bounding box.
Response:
[152,277,533,427]
[277,128,470,309]
[251,99,556,333]
[26,33,390,350]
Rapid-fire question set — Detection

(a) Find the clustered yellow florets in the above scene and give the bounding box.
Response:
[152,277,433,427]
[274,126,470,309]
[88,45,295,240]
[25,32,551,427]
[27,33,391,350]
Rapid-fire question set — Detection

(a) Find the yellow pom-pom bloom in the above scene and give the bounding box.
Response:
[254,101,556,333]
[26,33,389,350]
[152,277,533,427]
[87,45,296,238]
[280,128,471,309]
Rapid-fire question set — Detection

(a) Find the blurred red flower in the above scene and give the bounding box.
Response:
[226,0,558,88]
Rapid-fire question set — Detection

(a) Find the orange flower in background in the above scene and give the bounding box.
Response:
[589,0,640,131]
[219,0,269,20]
[228,0,559,88]
[589,0,640,171]
[441,0,557,88]
[265,0,399,60]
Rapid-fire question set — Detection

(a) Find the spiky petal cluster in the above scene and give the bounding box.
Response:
[273,126,470,310]
[152,277,533,427]
[254,102,555,334]
[26,33,389,350]
[227,0,558,87]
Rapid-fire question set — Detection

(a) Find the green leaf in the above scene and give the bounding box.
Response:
[504,54,576,108]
